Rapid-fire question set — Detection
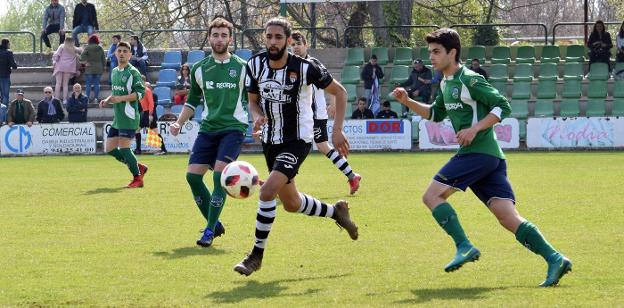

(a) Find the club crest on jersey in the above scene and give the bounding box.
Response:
[229,68,237,77]
[452,87,460,99]
[121,75,128,83]
[470,78,478,86]
[289,71,298,83]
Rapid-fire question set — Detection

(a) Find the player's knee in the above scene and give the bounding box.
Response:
[422,193,438,208]
[259,186,277,202]
[282,201,299,212]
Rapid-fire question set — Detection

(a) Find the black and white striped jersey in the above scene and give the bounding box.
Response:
[245,51,333,144]
[305,55,330,121]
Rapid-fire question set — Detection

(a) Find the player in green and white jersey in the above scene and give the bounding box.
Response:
[392,28,571,287]
[100,41,147,188]
[170,17,248,247]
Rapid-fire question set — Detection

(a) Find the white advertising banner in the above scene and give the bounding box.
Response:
[418,118,520,149]
[103,122,200,153]
[0,123,96,155]
[527,117,624,148]
[315,119,412,150]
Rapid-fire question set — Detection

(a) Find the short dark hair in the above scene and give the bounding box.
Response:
[209,17,233,37]
[265,17,292,37]
[291,31,306,45]
[382,100,390,107]
[0,38,9,49]
[371,54,377,60]
[471,58,480,63]
[358,97,367,103]
[117,41,131,50]
[426,28,461,62]
[88,34,100,44]
[112,34,121,40]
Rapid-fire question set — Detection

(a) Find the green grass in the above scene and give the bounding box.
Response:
[1,152,624,306]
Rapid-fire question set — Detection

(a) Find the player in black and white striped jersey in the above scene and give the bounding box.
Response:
[290,30,362,195]
[234,17,359,277]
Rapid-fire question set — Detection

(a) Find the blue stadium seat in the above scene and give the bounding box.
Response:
[186,50,206,66]
[171,104,184,115]
[235,49,253,61]
[155,69,177,88]
[153,86,172,106]
[155,105,165,120]
[161,51,182,70]
[194,105,204,122]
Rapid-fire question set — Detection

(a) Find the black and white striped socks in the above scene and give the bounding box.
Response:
[326,149,354,179]
[297,193,335,218]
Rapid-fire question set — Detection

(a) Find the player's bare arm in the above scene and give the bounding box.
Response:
[170,106,195,136]
[247,92,266,136]
[456,113,501,146]
[391,87,432,119]
[323,80,350,157]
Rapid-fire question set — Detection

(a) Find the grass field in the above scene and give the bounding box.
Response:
[2,152,624,306]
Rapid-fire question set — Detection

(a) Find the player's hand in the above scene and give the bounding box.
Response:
[252,116,266,139]
[108,96,121,103]
[456,127,478,146]
[332,129,350,157]
[170,122,181,136]
[98,96,110,108]
[391,87,409,105]
[149,115,153,123]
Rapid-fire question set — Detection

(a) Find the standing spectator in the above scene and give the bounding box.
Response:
[7,89,35,127]
[0,38,18,106]
[66,83,88,122]
[129,35,148,75]
[351,97,374,119]
[37,86,65,123]
[41,0,66,53]
[376,100,398,119]
[52,37,81,102]
[468,58,488,80]
[616,21,624,63]
[360,54,384,104]
[399,59,433,102]
[80,34,106,103]
[71,0,98,47]
[587,20,613,68]
[107,35,120,84]
[174,64,191,105]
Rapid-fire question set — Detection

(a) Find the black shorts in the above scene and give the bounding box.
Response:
[313,119,328,143]
[262,140,312,180]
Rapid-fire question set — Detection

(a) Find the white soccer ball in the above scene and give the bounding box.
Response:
[221,161,260,199]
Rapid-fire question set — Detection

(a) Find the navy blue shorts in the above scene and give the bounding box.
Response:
[262,140,311,180]
[433,153,516,206]
[189,130,245,169]
[107,127,137,139]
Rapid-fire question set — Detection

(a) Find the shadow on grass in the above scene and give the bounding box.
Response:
[152,246,226,259]
[206,273,349,303]
[394,287,509,304]
[83,187,126,195]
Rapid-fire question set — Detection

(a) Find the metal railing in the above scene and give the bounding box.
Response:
[343,25,441,47]
[1,31,36,53]
[450,23,549,45]
[552,21,622,45]
[140,28,213,49]
[240,27,340,49]
[39,29,135,53]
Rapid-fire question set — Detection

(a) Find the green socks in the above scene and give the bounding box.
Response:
[186,172,211,221]
[108,148,126,164]
[432,202,469,247]
[207,171,226,231]
[515,221,557,260]
[119,148,140,176]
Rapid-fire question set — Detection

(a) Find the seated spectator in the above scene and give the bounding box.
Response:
[351,97,374,119]
[616,21,624,63]
[52,37,82,102]
[41,0,66,53]
[71,0,98,47]
[360,54,383,103]
[129,35,148,75]
[587,20,613,68]
[174,64,191,105]
[7,89,35,127]
[66,83,88,122]
[468,58,488,80]
[376,100,398,119]
[36,86,65,123]
[80,34,105,103]
[399,59,432,102]
[0,38,18,106]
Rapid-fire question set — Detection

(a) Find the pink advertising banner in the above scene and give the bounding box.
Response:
[418,118,519,149]
[527,117,624,148]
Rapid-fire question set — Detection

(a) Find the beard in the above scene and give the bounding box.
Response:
[267,44,287,61]
[210,42,228,55]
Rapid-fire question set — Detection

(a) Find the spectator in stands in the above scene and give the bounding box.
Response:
[7,89,35,127]
[80,34,106,103]
[66,83,88,122]
[616,21,624,63]
[174,64,191,105]
[52,37,82,102]
[360,54,384,103]
[71,0,98,47]
[351,97,374,119]
[107,35,120,85]
[37,86,65,123]
[587,20,613,68]
[0,38,18,107]
[129,35,148,75]
[468,58,488,80]
[41,0,66,53]
[376,100,398,119]
[399,58,432,102]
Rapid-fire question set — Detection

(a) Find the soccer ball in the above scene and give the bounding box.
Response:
[221,161,260,199]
